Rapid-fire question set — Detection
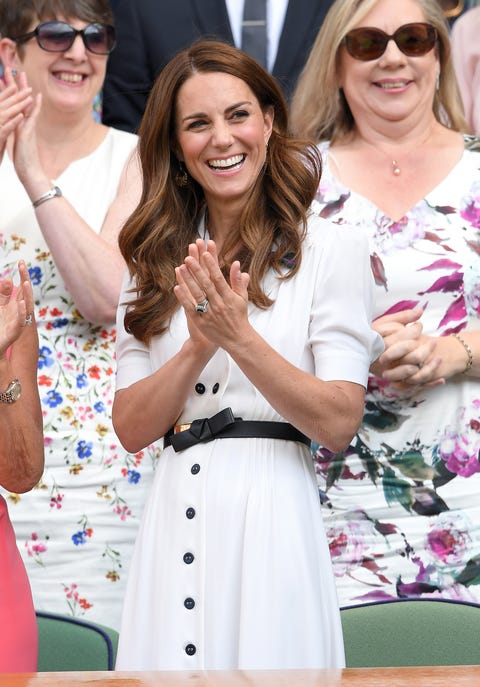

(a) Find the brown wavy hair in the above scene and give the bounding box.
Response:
[119,40,321,344]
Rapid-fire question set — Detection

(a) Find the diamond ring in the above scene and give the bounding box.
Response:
[195,298,209,314]
[25,313,33,326]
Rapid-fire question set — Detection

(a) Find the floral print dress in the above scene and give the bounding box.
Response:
[312,136,480,606]
[0,128,159,630]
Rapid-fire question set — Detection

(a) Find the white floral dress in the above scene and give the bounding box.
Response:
[0,128,159,630]
[312,136,480,607]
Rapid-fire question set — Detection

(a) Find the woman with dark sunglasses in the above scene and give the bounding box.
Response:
[291,0,480,610]
[0,0,155,634]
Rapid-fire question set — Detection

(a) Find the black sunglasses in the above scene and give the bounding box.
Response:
[344,22,437,61]
[13,21,116,55]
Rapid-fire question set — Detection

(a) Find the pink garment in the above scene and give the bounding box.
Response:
[451,7,480,136]
[0,495,37,671]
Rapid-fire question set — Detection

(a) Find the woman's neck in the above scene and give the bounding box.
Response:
[204,201,242,253]
[348,114,443,150]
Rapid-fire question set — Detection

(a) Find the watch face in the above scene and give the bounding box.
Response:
[0,379,22,403]
[9,379,22,402]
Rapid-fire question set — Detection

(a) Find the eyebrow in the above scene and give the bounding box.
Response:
[181,100,253,123]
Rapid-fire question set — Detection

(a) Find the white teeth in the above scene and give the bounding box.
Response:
[208,154,244,169]
[56,73,84,83]
[379,81,408,89]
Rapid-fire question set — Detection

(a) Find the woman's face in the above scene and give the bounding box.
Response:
[9,16,108,116]
[337,0,440,129]
[175,71,273,212]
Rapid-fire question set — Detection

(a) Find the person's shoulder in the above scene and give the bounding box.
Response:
[103,127,139,158]
[304,212,368,253]
[107,127,139,145]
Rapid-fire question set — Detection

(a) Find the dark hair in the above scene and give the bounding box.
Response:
[0,0,113,42]
[119,40,322,344]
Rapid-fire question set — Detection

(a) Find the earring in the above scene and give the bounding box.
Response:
[175,162,188,187]
[436,72,440,91]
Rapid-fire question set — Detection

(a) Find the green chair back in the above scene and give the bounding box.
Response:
[340,599,480,667]
[36,611,119,671]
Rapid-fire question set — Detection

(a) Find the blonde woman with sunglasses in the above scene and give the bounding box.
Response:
[0,1,155,631]
[291,0,480,608]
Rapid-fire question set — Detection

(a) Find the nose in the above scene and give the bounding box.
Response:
[212,120,234,148]
[63,33,88,60]
[378,38,408,66]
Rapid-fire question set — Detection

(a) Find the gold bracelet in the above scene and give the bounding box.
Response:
[451,332,473,374]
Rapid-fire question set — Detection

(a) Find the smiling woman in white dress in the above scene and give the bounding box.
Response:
[112,39,383,671]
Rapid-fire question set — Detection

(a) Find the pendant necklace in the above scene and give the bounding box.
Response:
[391,160,401,176]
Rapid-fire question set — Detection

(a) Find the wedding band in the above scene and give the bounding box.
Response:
[25,314,33,326]
[195,297,209,314]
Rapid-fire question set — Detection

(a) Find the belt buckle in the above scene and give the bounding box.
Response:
[174,423,191,434]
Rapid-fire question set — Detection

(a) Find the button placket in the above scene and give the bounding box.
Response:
[180,452,204,662]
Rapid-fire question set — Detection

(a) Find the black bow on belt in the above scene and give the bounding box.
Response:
[166,407,236,452]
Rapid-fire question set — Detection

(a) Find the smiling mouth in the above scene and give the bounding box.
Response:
[375,80,411,89]
[53,72,85,83]
[207,154,245,171]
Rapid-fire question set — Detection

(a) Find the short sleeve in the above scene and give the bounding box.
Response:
[306,215,384,386]
[115,269,153,391]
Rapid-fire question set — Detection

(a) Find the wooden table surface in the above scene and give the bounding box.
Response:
[1,666,478,687]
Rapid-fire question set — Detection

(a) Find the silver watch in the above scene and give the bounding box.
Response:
[0,378,22,404]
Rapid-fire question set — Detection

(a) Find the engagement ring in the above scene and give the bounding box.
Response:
[195,298,209,314]
[25,314,33,326]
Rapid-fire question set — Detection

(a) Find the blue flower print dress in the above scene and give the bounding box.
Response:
[0,128,159,630]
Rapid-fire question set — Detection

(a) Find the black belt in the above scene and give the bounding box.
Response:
[163,407,310,452]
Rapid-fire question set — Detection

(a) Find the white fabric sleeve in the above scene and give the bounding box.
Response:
[115,269,153,391]
[307,217,384,387]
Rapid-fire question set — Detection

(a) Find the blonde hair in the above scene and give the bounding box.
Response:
[290,0,467,142]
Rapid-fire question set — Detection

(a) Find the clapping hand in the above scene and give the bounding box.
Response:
[174,239,250,351]
[0,67,34,165]
[0,261,35,359]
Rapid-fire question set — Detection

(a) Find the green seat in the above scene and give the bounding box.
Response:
[36,611,119,671]
[340,599,480,667]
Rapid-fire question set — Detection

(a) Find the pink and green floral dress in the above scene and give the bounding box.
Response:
[0,129,159,630]
[312,136,480,606]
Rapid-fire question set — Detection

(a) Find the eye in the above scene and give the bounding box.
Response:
[187,119,208,130]
[230,109,249,120]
